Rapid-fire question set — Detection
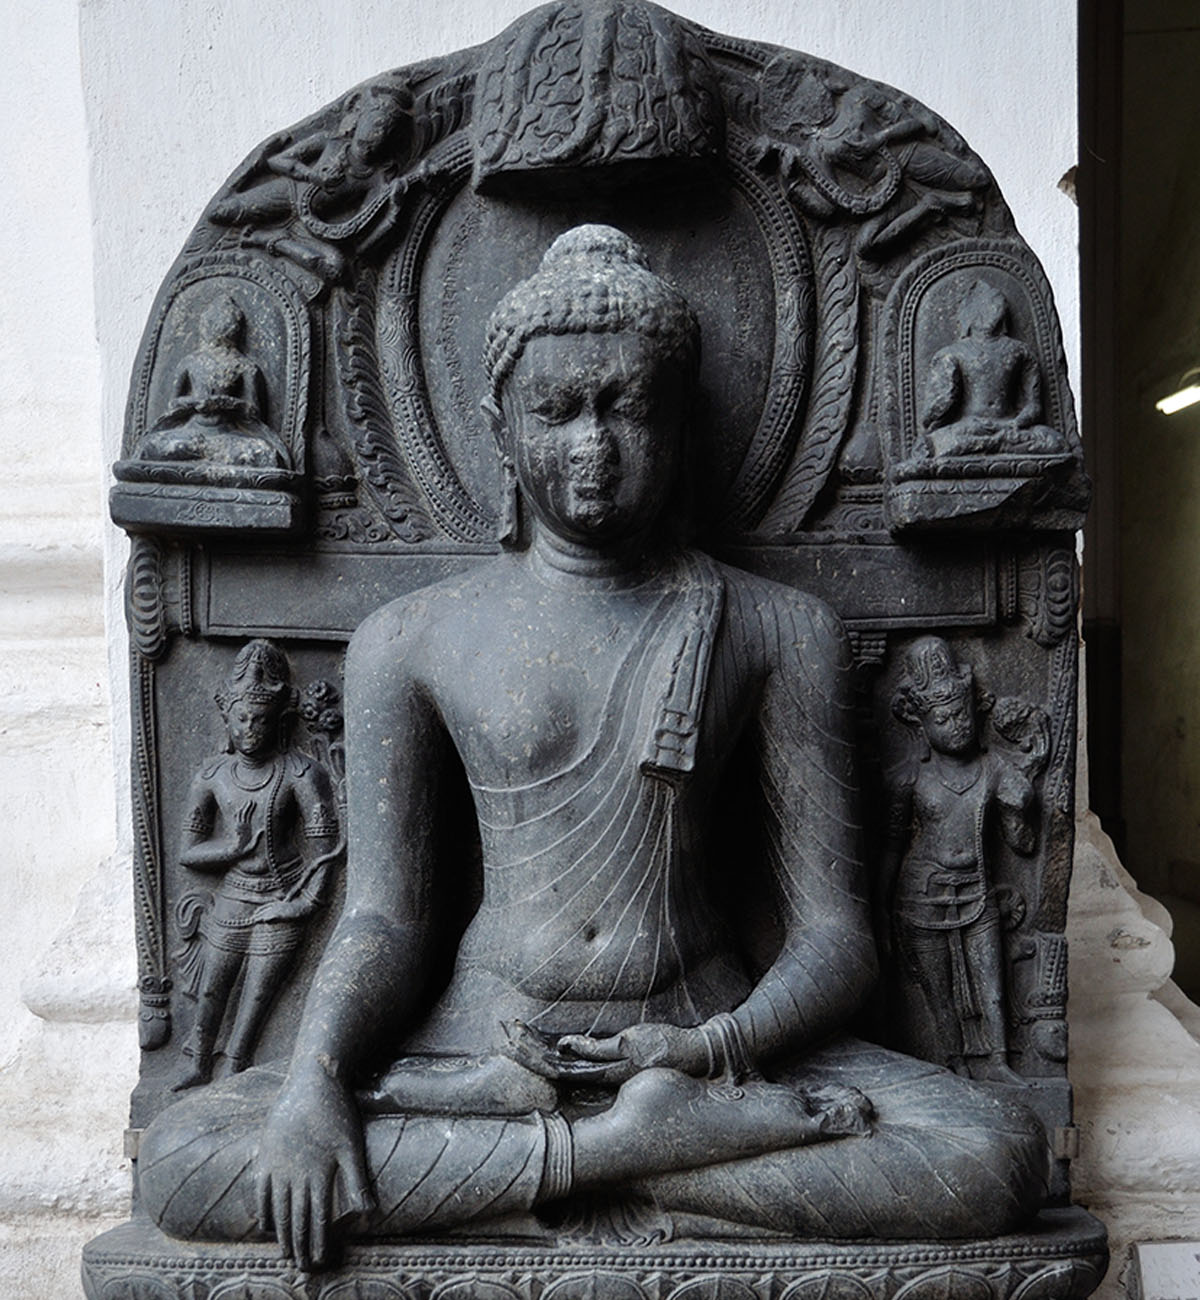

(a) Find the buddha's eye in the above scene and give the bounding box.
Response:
[610,387,655,420]
[527,391,581,425]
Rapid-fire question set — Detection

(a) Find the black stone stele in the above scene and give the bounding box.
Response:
[87,5,1103,1298]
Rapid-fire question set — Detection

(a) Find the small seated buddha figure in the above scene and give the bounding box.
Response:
[172,640,341,1090]
[135,293,289,470]
[138,226,1047,1270]
[914,278,1067,461]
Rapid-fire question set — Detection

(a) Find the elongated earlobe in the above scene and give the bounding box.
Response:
[481,394,519,545]
[498,454,519,545]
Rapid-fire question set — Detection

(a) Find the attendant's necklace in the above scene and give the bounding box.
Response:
[231,756,275,791]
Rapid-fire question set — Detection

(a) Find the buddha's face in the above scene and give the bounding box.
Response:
[920,684,976,756]
[225,699,278,759]
[502,331,684,547]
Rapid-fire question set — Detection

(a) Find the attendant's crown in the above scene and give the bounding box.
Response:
[893,635,974,721]
[216,638,296,714]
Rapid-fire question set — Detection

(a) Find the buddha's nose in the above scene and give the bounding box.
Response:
[569,418,619,467]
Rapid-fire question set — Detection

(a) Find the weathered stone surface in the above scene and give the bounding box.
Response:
[83,1210,1107,1300]
[91,3,1101,1296]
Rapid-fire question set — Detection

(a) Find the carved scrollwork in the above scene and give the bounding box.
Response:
[1018,546,1079,647]
[429,1282,518,1300]
[127,537,169,662]
[757,224,860,533]
[208,1281,298,1300]
[321,1280,418,1300]
[542,1277,647,1300]
[667,1280,757,1300]
[893,1269,997,1300]
[780,1277,874,1300]
[131,651,170,1049]
[334,273,435,540]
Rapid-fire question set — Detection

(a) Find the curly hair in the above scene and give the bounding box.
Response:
[483,224,700,408]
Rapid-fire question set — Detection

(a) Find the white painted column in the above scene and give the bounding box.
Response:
[0,1,137,1293]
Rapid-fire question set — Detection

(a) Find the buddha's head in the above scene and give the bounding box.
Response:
[893,635,978,757]
[483,225,700,548]
[199,294,246,351]
[958,278,1008,340]
[215,639,296,759]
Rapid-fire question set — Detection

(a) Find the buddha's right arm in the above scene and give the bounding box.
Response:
[284,602,444,1086]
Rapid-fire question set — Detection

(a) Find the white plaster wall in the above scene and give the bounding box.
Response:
[0,1,137,1295]
[10,2,1169,1297]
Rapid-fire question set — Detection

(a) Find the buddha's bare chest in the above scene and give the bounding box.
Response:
[423,580,747,787]
[432,601,655,783]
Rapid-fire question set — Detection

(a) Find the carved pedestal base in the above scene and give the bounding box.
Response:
[83,1209,1107,1300]
[110,482,304,537]
[884,455,1085,533]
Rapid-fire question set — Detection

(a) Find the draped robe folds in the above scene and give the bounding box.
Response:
[407,550,751,1050]
[138,550,1048,1245]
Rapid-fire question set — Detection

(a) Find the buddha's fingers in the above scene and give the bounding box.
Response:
[272,1181,292,1262]
[557,1032,626,1060]
[310,1182,329,1273]
[293,1182,311,1271]
[254,1170,274,1235]
[336,1145,375,1217]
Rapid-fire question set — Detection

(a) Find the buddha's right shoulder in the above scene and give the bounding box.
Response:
[349,555,514,659]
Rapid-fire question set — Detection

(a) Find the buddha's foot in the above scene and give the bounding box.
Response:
[800,1083,876,1137]
[966,1055,1026,1087]
[359,1052,558,1116]
[576,1068,873,1185]
[170,1055,213,1092]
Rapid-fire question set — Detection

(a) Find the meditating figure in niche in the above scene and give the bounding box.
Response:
[139,227,1046,1269]
[136,294,289,470]
[172,639,341,1091]
[881,637,1048,1084]
[912,278,1067,460]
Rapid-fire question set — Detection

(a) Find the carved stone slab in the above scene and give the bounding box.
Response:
[84,1210,1107,1300]
[95,2,1100,1297]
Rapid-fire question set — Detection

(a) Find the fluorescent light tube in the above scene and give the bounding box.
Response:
[1156,384,1200,415]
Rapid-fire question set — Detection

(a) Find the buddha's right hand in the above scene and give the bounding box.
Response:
[254,1061,375,1270]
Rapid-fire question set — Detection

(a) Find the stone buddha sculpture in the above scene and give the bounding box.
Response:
[134,293,288,471]
[914,277,1066,461]
[138,226,1046,1269]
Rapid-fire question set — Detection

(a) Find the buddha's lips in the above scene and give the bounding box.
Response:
[569,471,619,500]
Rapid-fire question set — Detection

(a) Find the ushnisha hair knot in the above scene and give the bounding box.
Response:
[483,224,700,407]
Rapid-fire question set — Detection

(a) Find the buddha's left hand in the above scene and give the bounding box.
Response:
[555,1022,708,1085]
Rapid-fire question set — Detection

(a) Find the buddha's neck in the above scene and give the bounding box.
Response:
[529,525,662,590]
